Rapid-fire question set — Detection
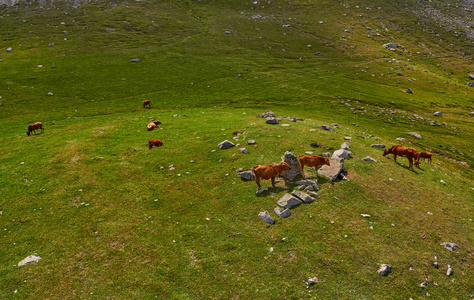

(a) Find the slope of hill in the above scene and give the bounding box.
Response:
[0,0,473,298]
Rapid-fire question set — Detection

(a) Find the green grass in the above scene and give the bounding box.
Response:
[0,0,473,298]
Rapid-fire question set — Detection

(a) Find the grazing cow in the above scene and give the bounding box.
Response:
[383,145,420,168]
[147,122,157,131]
[252,162,290,189]
[143,100,151,108]
[419,151,432,164]
[298,155,330,178]
[26,122,44,136]
[148,140,164,149]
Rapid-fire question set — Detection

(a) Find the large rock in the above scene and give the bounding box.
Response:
[332,149,352,159]
[258,211,275,224]
[434,111,443,117]
[280,151,302,182]
[265,117,279,125]
[294,179,319,191]
[291,190,315,203]
[257,110,276,118]
[239,171,255,181]
[274,207,291,218]
[408,132,422,140]
[370,144,386,148]
[18,255,42,267]
[317,158,347,182]
[321,125,335,131]
[218,140,235,149]
[277,193,302,209]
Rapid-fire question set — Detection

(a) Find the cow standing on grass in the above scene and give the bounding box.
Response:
[383,145,420,169]
[143,100,151,108]
[26,122,44,136]
[298,155,330,178]
[252,162,290,189]
[419,151,433,164]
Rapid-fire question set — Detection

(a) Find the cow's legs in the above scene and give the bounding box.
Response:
[256,177,262,189]
[271,176,276,187]
[393,155,397,163]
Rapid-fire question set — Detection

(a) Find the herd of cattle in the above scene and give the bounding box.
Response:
[25,101,433,189]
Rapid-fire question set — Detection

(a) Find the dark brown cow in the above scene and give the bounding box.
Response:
[148,140,164,149]
[252,162,290,189]
[299,155,330,178]
[383,145,420,168]
[143,100,151,108]
[152,120,162,126]
[27,122,44,136]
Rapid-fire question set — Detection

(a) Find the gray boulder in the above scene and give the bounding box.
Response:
[218,140,235,149]
[332,149,352,159]
[239,171,255,181]
[239,148,249,154]
[370,144,386,148]
[291,190,315,203]
[257,110,276,118]
[408,132,422,139]
[317,158,347,182]
[295,179,319,191]
[434,111,443,117]
[406,88,413,94]
[277,193,302,209]
[341,142,350,149]
[383,43,398,49]
[274,207,291,218]
[363,156,376,162]
[18,255,41,267]
[377,264,391,276]
[266,117,279,125]
[441,242,457,251]
[248,140,256,145]
[258,211,275,224]
[280,151,302,182]
[321,125,335,131]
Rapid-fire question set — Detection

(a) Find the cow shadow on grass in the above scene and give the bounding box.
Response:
[255,186,287,197]
[396,162,421,174]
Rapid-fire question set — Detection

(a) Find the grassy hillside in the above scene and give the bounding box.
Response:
[0,0,473,298]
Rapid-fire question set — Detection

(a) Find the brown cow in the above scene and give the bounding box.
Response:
[152,120,162,126]
[419,151,432,164]
[147,122,157,131]
[143,100,151,108]
[252,162,290,189]
[299,155,330,178]
[148,140,164,149]
[383,145,419,168]
[26,122,44,136]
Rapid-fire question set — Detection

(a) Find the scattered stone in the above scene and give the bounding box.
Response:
[370,144,386,148]
[440,180,446,184]
[316,52,322,56]
[469,82,474,87]
[396,137,409,143]
[294,179,319,191]
[408,132,422,139]
[305,151,313,155]
[218,140,235,149]
[317,158,347,182]
[47,92,53,96]
[441,242,457,251]
[281,124,290,127]
[344,137,352,141]
[322,152,331,157]
[6,47,12,52]
[307,191,320,198]
[377,264,391,276]
[258,211,275,224]
[280,151,302,182]
[434,111,443,117]
[239,148,249,154]
[274,207,291,218]
[239,171,255,181]
[383,43,398,49]
[363,156,376,162]
[256,110,276,118]
[406,88,413,94]
[256,187,268,195]
[305,277,319,285]
[469,74,474,80]
[332,149,352,159]
[341,142,350,149]
[446,265,453,276]
[321,125,335,131]
[291,190,315,203]
[266,117,279,125]
[18,255,41,267]
[277,193,302,209]
[248,140,256,145]
[361,214,371,218]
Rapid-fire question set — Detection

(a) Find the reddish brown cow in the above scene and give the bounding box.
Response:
[383,145,420,168]
[252,162,290,189]
[143,100,151,108]
[299,155,330,178]
[419,151,432,164]
[148,140,164,149]
[26,122,44,136]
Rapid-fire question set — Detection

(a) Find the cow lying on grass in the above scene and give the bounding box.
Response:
[252,162,290,189]
[299,155,330,178]
[147,120,162,131]
[383,145,420,168]
[143,100,151,108]
[27,122,44,136]
[148,140,164,149]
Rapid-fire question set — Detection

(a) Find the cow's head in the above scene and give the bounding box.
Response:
[324,157,330,166]
[382,148,390,156]
[279,162,291,171]
[26,131,31,136]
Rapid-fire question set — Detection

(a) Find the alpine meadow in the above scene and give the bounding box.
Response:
[0,0,473,298]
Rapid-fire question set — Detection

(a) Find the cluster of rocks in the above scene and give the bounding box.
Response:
[256,110,302,126]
